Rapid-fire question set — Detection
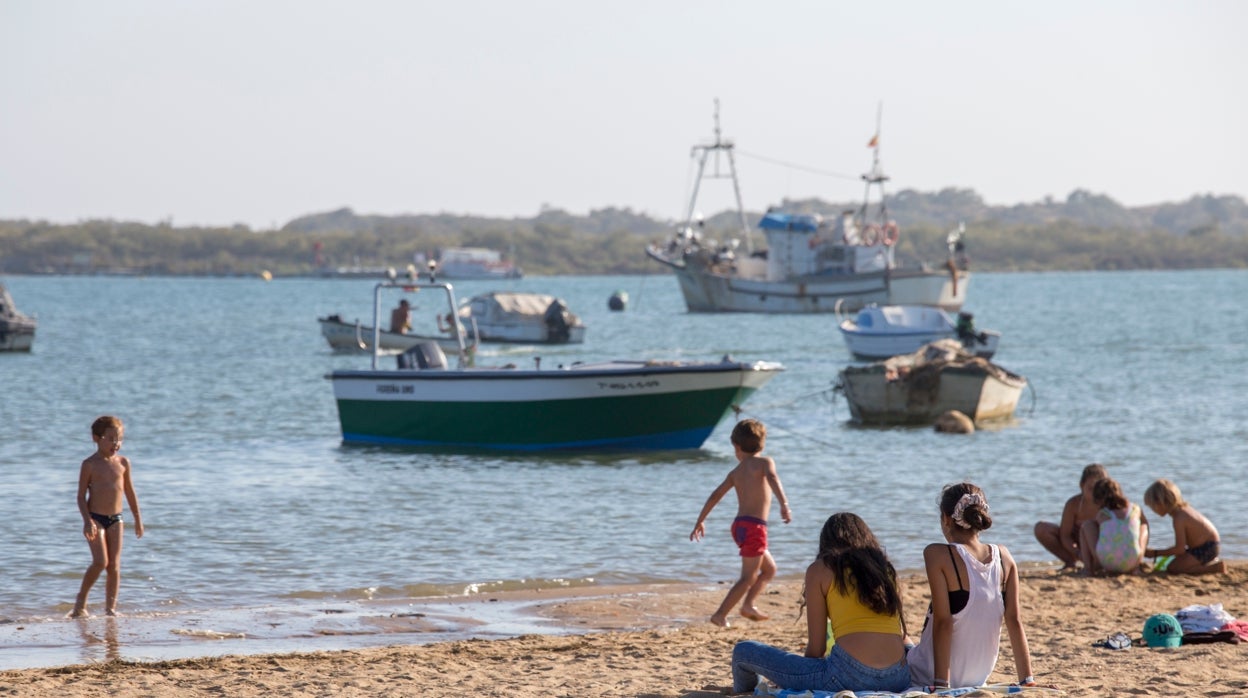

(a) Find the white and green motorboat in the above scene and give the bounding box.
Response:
[328,280,784,451]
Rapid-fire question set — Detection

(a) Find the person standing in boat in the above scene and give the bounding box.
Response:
[389,299,411,334]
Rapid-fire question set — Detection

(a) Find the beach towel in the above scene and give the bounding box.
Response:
[1221,619,1248,641]
[754,679,1064,697]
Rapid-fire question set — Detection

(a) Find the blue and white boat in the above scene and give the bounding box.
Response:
[838,304,999,360]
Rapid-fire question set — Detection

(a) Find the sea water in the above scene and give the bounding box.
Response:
[0,269,1245,667]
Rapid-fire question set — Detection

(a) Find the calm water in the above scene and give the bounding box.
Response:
[1,270,1245,661]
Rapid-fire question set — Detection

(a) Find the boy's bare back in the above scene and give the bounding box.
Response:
[728,454,782,521]
[1173,504,1220,548]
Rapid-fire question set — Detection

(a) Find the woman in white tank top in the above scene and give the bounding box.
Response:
[906,483,1037,691]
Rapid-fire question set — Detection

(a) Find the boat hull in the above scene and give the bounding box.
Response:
[329,360,782,450]
[474,324,586,344]
[0,325,35,351]
[838,363,1025,425]
[840,328,999,360]
[665,263,968,314]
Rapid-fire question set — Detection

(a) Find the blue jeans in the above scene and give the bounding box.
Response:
[731,640,910,694]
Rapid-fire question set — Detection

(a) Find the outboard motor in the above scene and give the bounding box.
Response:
[544,299,572,343]
[397,341,448,370]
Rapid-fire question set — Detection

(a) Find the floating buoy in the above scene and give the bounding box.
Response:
[608,290,628,311]
[259,270,272,281]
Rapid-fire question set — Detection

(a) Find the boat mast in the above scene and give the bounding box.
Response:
[859,102,890,225]
[684,99,753,253]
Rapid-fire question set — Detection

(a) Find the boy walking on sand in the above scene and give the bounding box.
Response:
[72,415,143,617]
[690,418,791,627]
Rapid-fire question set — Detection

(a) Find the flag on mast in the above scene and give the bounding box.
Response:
[867,134,879,148]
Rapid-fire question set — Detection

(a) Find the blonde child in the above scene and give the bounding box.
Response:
[690,418,792,627]
[1078,477,1148,576]
[71,415,144,617]
[1143,479,1225,575]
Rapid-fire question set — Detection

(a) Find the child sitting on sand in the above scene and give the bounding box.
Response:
[1078,477,1148,576]
[1033,462,1108,571]
[689,418,792,627]
[1143,478,1225,575]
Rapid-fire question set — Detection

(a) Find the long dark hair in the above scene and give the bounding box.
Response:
[815,513,904,618]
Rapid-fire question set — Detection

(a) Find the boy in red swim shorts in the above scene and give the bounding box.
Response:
[690,419,792,627]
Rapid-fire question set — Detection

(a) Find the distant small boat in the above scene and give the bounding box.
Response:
[838,304,1000,360]
[434,248,522,280]
[0,284,36,352]
[835,340,1026,426]
[460,291,585,344]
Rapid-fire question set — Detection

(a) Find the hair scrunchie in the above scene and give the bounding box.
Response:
[952,492,988,529]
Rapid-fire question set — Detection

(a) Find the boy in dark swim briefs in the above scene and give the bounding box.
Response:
[71,415,144,617]
[1144,478,1225,575]
[690,419,792,627]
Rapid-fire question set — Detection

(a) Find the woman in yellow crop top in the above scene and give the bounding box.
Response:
[731,513,910,694]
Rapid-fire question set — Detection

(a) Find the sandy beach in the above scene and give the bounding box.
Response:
[3,563,1245,697]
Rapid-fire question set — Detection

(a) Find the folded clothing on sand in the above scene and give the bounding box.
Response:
[1222,619,1248,641]
[1174,603,1234,633]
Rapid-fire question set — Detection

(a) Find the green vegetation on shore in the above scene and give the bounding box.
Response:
[3,188,1246,276]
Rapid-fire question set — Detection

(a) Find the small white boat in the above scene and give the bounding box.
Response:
[0,284,36,352]
[327,281,783,451]
[836,340,1026,426]
[320,291,585,353]
[458,291,585,344]
[318,315,466,355]
[838,305,1000,360]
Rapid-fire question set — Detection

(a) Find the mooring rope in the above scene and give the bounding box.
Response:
[729,386,842,449]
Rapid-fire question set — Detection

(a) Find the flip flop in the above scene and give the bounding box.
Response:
[1092,632,1132,650]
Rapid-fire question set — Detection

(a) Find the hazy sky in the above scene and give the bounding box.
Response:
[2,1,1245,230]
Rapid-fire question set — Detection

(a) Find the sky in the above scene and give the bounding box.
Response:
[2,1,1245,230]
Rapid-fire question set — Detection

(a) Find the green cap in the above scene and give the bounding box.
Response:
[1143,613,1182,648]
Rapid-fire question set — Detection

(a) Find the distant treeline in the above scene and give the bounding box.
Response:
[3,188,1247,276]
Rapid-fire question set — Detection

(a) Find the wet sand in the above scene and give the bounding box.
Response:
[3,562,1245,697]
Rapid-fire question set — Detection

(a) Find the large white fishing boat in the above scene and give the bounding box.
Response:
[646,106,969,313]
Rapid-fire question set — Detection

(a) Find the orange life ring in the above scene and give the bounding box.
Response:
[881,221,900,246]
[860,224,881,246]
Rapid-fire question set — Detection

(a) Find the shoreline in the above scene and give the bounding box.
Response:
[3,562,1246,696]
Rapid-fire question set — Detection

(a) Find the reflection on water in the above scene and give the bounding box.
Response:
[75,616,121,664]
